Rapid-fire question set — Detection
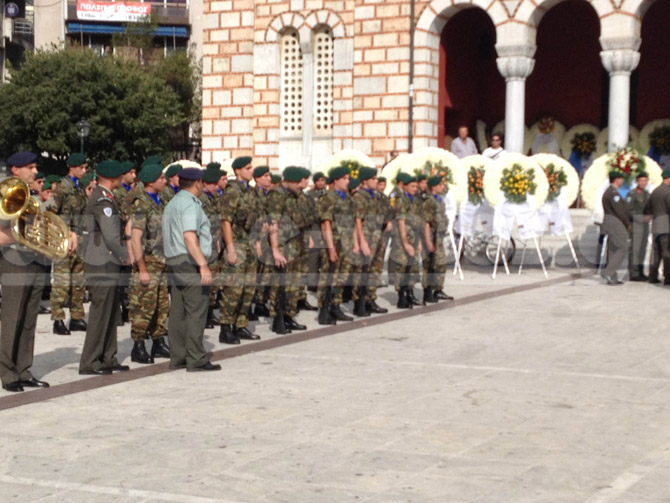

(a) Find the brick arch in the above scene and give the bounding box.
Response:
[635,0,660,19]
[265,12,307,44]
[522,0,614,28]
[304,10,347,39]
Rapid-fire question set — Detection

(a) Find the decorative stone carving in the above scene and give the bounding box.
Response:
[496,56,535,81]
[600,49,640,76]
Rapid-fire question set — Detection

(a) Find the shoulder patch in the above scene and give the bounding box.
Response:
[103,207,113,217]
[614,195,620,202]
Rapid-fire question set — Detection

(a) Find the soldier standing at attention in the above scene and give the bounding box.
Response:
[160,164,183,205]
[648,169,670,284]
[295,169,318,312]
[625,172,651,281]
[79,160,131,375]
[49,152,88,335]
[251,165,273,319]
[306,172,327,292]
[421,176,454,303]
[316,166,356,323]
[601,171,631,285]
[128,164,171,364]
[200,165,224,328]
[373,176,392,292]
[219,157,262,345]
[162,168,220,372]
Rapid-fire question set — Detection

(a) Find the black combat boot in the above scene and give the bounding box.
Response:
[423,288,437,304]
[235,326,260,340]
[397,288,411,309]
[53,320,70,335]
[151,336,171,359]
[131,340,154,364]
[329,304,353,321]
[69,318,88,331]
[367,300,388,314]
[219,324,240,345]
[283,316,307,331]
[254,303,270,317]
[434,290,454,301]
[408,288,422,306]
[206,307,219,328]
[297,298,318,311]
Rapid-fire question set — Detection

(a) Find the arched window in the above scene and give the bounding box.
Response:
[280,29,303,136]
[313,26,334,134]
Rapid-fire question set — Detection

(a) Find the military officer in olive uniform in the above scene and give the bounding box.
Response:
[79,160,131,375]
[625,172,651,281]
[648,169,670,284]
[219,157,263,344]
[128,164,171,364]
[48,152,89,335]
[601,171,631,285]
[421,176,453,303]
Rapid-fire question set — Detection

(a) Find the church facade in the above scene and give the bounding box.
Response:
[200,0,669,170]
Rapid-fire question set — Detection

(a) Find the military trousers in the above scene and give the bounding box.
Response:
[650,233,670,281]
[317,243,354,307]
[167,257,209,369]
[219,242,256,328]
[129,258,169,341]
[628,218,650,276]
[389,237,420,292]
[80,264,122,373]
[269,262,300,318]
[368,231,390,301]
[0,251,46,386]
[421,235,448,289]
[50,252,86,321]
[602,215,628,279]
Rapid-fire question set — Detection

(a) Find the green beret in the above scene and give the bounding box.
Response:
[66,153,86,167]
[96,160,123,178]
[417,173,427,182]
[253,166,269,178]
[283,166,303,183]
[349,177,361,190]
[142,155,162,167]
[636,172,649,179]
[271,174,282,184]
[427,175,442,188]
[35,171,45,180]
[298,167,311,180]
[396,172,411,184]
[662,169,670,179]
[377,176,387,183]
[203,168,222,184]
[138,164,163,184]
[232,156,252,170]
[326,177,332,184]
[359,167,377,181]
[329,166,349,180]
[164,164,183,178]
[80,172,95,188]
[608,170,624,179]
[119,161,135,174]
[206,162,221,170]
[405,175,417,184]
[45,174,62,184]
[312,171,325,182]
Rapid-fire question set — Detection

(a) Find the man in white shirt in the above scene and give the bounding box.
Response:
[483,134,506,160]
[450,126,478,159]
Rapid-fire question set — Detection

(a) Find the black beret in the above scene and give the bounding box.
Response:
[138,164,163,184]
[8,151,37,168]
[312,171,325,182]
[253,166,270,178]
[96,160,124,178]
[178,168,204,180]
[359,167,377,181]
[203,168,222,183]
[232,156,252,170]
[66,153,87,167]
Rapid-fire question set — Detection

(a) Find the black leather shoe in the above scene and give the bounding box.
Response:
[247,308,259,322]
[219,324,240,345]
[367,301,388,314]
[131,340,154,364]
[186,361,222,372]
[235,327,260,340]
[79,369,112,375]
[342,286,353,304]
[434,290,454,301]
[297,298,318,311]
[53,320,71,335]
[2,381,24,392]
[284,316,307,330]
[254,303,270,317]
[108,365,130,372]
[151,336,171,359]
[19,377,50,388]
[423,288,437,304]
[69,318,87,332]
[329,305,353,321]
[408,290,422,306]
[397,289,412,309]
[38,305,51,315]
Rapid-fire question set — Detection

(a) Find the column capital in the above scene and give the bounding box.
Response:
[600,49,640,76]
[496,56,535,82]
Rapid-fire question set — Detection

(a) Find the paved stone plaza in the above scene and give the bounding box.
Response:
[1,258,669,502]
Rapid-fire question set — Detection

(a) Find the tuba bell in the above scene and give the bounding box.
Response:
[0,177,70,260]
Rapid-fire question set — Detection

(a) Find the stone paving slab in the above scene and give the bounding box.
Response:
[1,266,670,502]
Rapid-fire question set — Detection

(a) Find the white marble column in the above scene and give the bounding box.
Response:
[600,47,640,152]
[496,55,535,154]
[301,41,314,166]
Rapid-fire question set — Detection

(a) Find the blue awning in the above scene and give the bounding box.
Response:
[67,23,188,38]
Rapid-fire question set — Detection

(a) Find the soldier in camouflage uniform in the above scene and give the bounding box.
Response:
[219,157,263,344]
[295,170,318,311]
[159,164,183,206]
[251,166,273,318]
[351,167,388,316]
[128,164,171,363]
[306,172,328,292]
[626,172,651,281]
[48,153,88,335]
[265,167,313,332]
[389,173,423,308]
[200,165,224,327]
[316,166,356,323]
[371,176,393,292]
[421,176,453,303]
[112,161,136,324]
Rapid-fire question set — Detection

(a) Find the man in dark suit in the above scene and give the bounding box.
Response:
[79,160,131,375]
[648,169,670,285]
[601,171,631,285]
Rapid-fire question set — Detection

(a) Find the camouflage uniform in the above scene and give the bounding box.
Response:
[421,193,449,290]
[219,181,262,329]
[389,191,423,291]
[351,188,384,302]
[48,176,87,322]
[200,189,223,309]
[253,186,272,307]
[159,185,180,206]
[296,191,316,302]
[114,184,134,319]
[129,191,169,342]
[306,188,327,289]
[316,190,355,307]
[370,190,393,294]
[266,186,313,317]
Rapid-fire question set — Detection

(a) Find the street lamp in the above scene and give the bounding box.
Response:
[76,118,91,154]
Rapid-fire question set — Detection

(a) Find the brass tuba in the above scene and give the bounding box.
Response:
[0,177,70,260]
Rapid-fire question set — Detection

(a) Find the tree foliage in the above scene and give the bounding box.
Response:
[0,46,198,166]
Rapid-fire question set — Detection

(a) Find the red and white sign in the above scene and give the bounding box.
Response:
[76,1,151,23]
